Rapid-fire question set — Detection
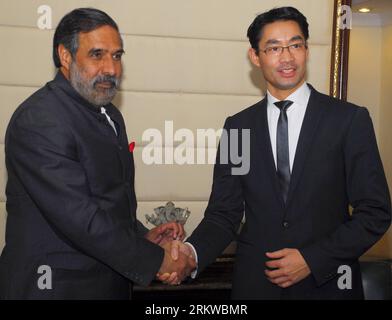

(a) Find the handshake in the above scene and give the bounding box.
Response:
[144,222,197,285]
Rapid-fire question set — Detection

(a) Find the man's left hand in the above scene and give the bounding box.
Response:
[265,248,310,288]
[144,222,185,246]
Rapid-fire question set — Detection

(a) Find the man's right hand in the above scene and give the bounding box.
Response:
[157,241,196,285]
[169,240,195,261]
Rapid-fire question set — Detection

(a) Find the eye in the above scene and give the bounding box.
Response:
[266,46,281,54]
[113,52,123,61]
[90,50,103,59]
[291,43,303,49]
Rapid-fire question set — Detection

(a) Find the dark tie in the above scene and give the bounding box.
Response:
[274,100,293,204]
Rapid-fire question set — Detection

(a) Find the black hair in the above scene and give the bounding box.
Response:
[247,7,309,54]
[53,8,121,68]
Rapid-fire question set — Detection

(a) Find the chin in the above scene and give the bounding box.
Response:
[275,83,298,91]
[276,78,304,90]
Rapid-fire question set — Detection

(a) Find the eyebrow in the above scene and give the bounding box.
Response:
[113,49,125,55]
[88,48,125,55]
[264,35,305,46]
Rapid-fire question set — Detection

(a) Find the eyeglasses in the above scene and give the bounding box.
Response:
[261,42,307,56]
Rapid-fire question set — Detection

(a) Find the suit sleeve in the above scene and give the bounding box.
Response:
[136,220,149,237]
[187,117,245,273]
[6,108,164,286]
[300,107,391,286]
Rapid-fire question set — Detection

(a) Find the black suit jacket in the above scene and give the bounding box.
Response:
[188,85,391,299]
[0,72,164,299]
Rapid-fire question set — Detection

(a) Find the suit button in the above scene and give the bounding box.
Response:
[118,145,123,150]
[283,221,289,228]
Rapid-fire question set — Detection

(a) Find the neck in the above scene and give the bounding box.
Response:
[60,67,70,81]
[267,79,306,100]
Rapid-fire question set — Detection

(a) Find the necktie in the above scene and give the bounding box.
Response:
[274,100,293,204]
[101,107,118,136]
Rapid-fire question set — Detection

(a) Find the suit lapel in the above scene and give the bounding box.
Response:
[285,86,326,209]
[255,97,286,209]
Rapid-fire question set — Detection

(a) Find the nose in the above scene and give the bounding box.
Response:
[279,47,294,63]
[101,55,116,76]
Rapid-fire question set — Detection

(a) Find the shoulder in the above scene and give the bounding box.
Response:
[309,86,371,127]
[6,82,69,138]
[311,86,367,115]
[223,98,266,128]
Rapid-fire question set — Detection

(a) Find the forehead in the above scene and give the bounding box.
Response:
[260,20,304,44]
[77,25,122,51]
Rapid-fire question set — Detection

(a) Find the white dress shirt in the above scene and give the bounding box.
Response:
[187,82,311,278]
[267,81,311,171]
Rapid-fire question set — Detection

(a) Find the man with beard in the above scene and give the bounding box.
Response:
[167,7,391,299]
[0,8,195,299]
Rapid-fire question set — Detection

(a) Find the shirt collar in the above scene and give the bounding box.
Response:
[267,82,311,109]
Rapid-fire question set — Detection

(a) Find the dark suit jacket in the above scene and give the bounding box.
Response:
[0,72,164,299]
[188,85,391,300]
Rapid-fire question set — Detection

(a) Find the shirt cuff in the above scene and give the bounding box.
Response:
[185,242,198,279]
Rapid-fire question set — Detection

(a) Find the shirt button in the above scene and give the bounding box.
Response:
[283,221,290,228]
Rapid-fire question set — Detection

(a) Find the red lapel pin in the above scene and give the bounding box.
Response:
[129,141,135,153]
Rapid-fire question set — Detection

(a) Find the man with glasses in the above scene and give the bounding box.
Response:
[165,6,391,299]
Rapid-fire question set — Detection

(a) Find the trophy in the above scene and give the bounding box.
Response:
[145,201,191,226]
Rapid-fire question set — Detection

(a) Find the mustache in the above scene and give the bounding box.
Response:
[277,64,297,71]
[93,75,120,89]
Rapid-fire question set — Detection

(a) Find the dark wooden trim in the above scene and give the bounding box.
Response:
[330,0,352,101]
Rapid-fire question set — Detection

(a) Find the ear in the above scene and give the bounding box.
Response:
[57,44,73,71]
[305,43,310,61]
[248,47,261,68]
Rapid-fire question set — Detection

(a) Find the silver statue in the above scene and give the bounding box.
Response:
[145,201,191,226]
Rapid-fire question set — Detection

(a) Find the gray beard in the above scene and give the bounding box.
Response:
[69,62,120,106]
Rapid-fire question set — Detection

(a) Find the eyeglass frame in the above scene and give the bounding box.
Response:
[260,41,308,56]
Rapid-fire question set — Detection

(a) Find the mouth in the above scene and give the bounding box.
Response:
[95,82,115,89]
[277,67,297,78]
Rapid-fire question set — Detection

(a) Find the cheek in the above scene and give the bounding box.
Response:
[297,54,308,68]
[264,61,280,79]
[260,58,277,73]
[115,63,122,76]
[78,61,100,78]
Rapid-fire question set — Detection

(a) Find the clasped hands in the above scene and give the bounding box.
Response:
[144,222,196,285]
[265,248,311,288]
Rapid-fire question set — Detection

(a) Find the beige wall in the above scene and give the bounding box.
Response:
[374,24,392,258]
[380,25,392,196]
[348,23,392,258]
[0,0,333,251]
[348,27,382,134]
